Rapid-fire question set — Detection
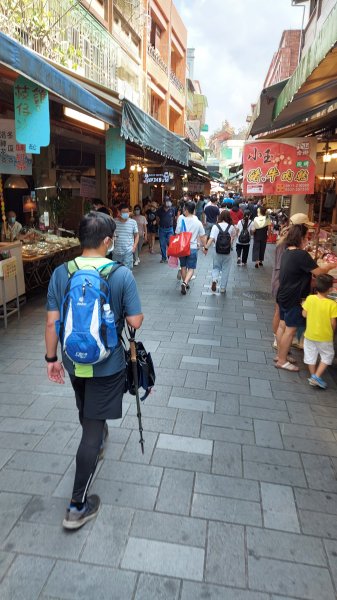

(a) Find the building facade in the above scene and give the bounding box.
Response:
[263,30,301,88]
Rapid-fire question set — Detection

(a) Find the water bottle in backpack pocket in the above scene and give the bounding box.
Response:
[56,263,120,365]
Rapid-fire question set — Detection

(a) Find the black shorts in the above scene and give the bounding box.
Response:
[278,303,306,328]
[69,369,125,421]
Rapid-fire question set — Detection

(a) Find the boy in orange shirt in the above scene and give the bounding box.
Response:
[302,274,337,389]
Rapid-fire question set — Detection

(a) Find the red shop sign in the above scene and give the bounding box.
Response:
[243,138,317,196]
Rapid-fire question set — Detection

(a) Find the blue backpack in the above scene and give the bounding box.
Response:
[56,261,121,365]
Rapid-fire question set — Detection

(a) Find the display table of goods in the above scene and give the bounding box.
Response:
[22,233,80,292]
[305,229,337,300]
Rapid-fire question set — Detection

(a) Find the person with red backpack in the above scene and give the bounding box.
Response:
[236,210,253,266]
[204,212,236,294]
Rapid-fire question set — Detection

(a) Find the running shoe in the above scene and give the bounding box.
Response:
[63,495,101,530]
[181,282,187,295]
[309,375,327,389]
[211,281,217,292]
[237,258,241,265]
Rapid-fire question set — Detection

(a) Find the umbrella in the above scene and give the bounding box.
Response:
[127,325,145,454]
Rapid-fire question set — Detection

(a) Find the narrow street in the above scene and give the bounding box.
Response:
[0,245,337,599]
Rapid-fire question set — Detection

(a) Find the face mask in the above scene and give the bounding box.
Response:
[106,239,114,254]
[134,210,140,215]
[8,217,16,224]
[121,212,129,220]
[165,201,172,208]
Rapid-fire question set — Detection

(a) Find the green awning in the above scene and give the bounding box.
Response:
[273,4,337,124]
[249,80,288,136]
[121,100,189,166]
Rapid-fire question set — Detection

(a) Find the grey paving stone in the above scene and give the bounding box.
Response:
[21,496,71,525]
[261,482,299,532]
[169,396,214,413]
[121,537,204,581]
[80,505,133,567]
[280,423,335,442]
[156,468,194,515]
[294,488,337,514]
[98,459,162,487]
[0,468,60,496]
[0,404,26,418]
[205,521,245,586]
[185,371,208,389]
[181,582,269,600]
[92,478,157,510]
[134,574,180,600]
[283,436,337,456]
[0,417,52,435]
[247,349,266,364]
[0,431,41,450]
[244,460,307,487]
[212,440,243,477]
[240,405,289,422]
[0,555,54,600]
[34,422,79,454]
[202,412,253,431]
[1,520,88,559]
[0,491,33,544]
[173,410,202,437]
[215,393,239,415]
[250,378,272,398]
[151,449,211,473]
[195,472,259,502]
[171,386,216,402]
[44,560,137,600]
[181,355,219,366]
[242,445,301,468]
[207,380,250,395]
[324,540,337,590]
[192,493,262,526]
[6,450,72,475]
[299,510,337,539]
[245,329,261,339]
[131,510,206,547]
[286,402,316,426]
[188,337,220,346]
[301,453,337,492]
[155,367,187,387]
[122,415,174,434]
[247,527,327,566]
[248,555,335,600]
[0,550,15,582]
[0,448,15,470]
[157,433,212,455]
[240,394,286,410]
[201,424,254,445]
[254,420,283,449]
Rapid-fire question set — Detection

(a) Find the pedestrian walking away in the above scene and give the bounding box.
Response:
[111,203,139,270]
[203,194,220,238]
[45,211,143,530]
[156,197,176,262]
[175,200,207,295]
[302,274,337,389]
[132,204,147,265]
[236,210,253,266]
[145,201,158,253]
[204,211,236,294]
[251,205,271,268]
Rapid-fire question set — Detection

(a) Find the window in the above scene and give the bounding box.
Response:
[150,19,162,49]
[150,94,160,121]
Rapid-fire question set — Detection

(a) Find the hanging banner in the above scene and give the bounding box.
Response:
[243,138,317,195]
[14,76,50,151]
[106,127,126,174]
[0,118,33,175]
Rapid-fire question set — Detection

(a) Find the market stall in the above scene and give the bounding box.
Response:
[22,234,80,292]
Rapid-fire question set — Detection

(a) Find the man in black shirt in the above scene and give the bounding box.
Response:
[203,195,220,238]
[156,199,176,263]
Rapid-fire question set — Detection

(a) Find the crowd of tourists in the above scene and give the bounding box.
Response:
[43,193,337,533]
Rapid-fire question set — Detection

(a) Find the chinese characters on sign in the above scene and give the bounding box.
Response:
[0,119,33,175]
[14,76,50,152]
[143,172,171,184]
[243,138,317,196]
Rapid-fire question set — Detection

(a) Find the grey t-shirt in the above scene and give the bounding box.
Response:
[114,218,138,256]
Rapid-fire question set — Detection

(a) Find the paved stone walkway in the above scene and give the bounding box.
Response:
[1,244,337,599]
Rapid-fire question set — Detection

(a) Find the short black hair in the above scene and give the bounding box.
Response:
[92,198,103,206]
[184,201,195,214]
[316,274,333,293]
[210,194,218,203]
[79,211,116,249]
[119,202,130,211]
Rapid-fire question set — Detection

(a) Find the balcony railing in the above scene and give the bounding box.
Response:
[0,0,138,94]
[147,44,168,75]
[170,71,185,95]
[114,0,142,36]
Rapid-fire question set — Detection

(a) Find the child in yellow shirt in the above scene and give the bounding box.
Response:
[302,274,337,389]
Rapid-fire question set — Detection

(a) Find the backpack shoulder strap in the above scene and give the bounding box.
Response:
[225,224,231,233]
[216,224,222,232]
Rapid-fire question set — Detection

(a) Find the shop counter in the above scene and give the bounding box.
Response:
[0,241,25,307]
[22,244,80,292]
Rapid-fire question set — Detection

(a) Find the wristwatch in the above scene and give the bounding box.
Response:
[45,354,58,363]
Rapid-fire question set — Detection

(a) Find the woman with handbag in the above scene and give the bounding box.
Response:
[175,201,207,295]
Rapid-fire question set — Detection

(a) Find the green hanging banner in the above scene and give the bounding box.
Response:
[106,127,126,174]
[14,75,50,152]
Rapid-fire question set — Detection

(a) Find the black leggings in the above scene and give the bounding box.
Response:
[72,418,105,503]
[236,243,250,264]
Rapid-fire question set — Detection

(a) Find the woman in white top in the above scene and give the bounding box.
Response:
[204,211,236,294]
[132,205,147,265]
[175,201,207,295]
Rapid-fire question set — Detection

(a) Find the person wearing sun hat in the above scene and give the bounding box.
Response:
[289,213,315,227]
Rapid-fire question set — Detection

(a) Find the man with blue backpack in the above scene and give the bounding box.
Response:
[45,211,143,530]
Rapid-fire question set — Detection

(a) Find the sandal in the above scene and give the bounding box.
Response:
[273,355,297,365]
[274,361,299,372]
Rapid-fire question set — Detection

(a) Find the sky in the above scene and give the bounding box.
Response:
[174,0,304,134]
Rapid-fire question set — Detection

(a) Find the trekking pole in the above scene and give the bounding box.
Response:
[128,325,145,454]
